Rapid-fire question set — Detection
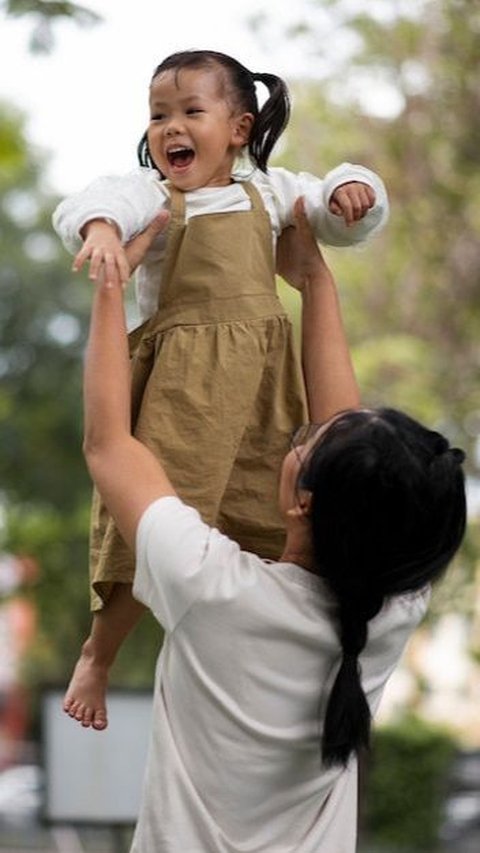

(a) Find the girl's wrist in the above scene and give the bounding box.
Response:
[81,217,121,239]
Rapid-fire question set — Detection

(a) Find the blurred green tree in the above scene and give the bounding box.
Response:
[271,0,480,620]
[0,105,160,691]
[274,0,480,448]
[0,102,91,676]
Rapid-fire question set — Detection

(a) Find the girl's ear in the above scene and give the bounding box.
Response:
[232,112,254,146]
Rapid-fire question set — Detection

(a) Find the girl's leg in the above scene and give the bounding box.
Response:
[63,583,145,729]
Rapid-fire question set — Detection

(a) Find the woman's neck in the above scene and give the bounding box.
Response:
[279,528,315,573]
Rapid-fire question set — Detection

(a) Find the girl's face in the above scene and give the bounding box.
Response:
[147,67,253,191]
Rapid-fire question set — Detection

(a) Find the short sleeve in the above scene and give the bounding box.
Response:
[133,496,218,632]
[362,587,431,715]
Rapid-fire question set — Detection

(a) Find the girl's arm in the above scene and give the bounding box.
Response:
[276,199,361,422]
[52,169,167,286]
[52,170,166,251]
[266,164,389,249]
[82,213,174,552]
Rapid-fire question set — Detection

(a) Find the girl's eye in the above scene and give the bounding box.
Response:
[187,108,203,115]
[150,114,166,122]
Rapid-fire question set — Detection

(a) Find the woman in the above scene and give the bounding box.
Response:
[81,202,466,852]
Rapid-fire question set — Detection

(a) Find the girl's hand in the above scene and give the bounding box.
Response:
[329,181,375,226]
[94,213,170,291]
[276,197,331,292]
[72,219,131,288]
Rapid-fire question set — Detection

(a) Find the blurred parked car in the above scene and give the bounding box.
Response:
[441,751,480,843]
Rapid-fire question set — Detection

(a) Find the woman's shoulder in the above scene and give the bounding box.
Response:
[370,586,431,641]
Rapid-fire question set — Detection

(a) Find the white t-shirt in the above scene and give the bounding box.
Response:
[131,496,429,853]
[52,164,389,322]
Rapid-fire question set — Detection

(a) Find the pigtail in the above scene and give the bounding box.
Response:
[249,72,290,172]
[322,594,382,767]
[137,130,166,178]
[137,131,151,168]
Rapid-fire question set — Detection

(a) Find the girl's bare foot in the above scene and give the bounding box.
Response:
[63,639,109,730]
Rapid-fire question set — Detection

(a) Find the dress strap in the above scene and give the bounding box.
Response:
[158,184,187,308]
[167,182,187,224]
[241,180,266,212]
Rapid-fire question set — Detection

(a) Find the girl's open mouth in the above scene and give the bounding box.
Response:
[167,147,195,169]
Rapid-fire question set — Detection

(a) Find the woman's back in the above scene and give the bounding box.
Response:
[130,496,429,853]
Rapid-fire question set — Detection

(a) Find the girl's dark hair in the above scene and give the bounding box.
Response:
[299,408,467,767]
[137,49,290,174]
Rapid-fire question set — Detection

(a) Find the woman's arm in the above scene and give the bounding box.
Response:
[276,198,361,423]
[82,213,173,552]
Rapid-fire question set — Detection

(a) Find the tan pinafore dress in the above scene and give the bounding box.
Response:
[89,181,307,610]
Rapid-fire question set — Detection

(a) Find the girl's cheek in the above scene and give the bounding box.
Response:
[148,126,162,145]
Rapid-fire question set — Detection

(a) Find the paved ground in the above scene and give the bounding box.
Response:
[0,822,133,852]
[2,824,480,852]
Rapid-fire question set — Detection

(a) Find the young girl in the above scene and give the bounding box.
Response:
[53,50,389,729]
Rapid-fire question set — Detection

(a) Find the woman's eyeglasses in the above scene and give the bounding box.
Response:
[291,410,361,456]
[290,424,325,491]
[290,423,324,453]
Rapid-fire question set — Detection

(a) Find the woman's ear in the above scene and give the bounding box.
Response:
[232,112,254,147]
[286,491,312,520]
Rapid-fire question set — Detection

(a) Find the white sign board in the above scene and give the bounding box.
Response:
[41,688,153,824]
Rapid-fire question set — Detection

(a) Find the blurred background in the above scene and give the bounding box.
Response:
[0,0,479,850]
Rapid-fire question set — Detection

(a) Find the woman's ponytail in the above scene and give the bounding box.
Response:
[322,595,382,766]
[248,72,290,172]
[301,407,466,768]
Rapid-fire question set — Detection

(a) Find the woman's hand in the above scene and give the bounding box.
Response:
[123,212,170,275]
[276,197,332,292]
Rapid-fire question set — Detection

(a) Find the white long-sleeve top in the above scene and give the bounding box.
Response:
[53,163,389,321]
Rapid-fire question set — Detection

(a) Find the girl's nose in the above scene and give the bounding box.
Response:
[165,116,184,136]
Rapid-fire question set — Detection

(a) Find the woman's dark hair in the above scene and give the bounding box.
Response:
[299,408,467,767]
[137,49,290,174]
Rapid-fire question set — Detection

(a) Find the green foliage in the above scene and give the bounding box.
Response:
[0,103,91,685]
[276,0,480,470]
[275,1,480,608]
[0,103,30,185]
[363,716,456,850]
[0,103,160,694]
[0,138,89,509]
[5,503,92,682]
